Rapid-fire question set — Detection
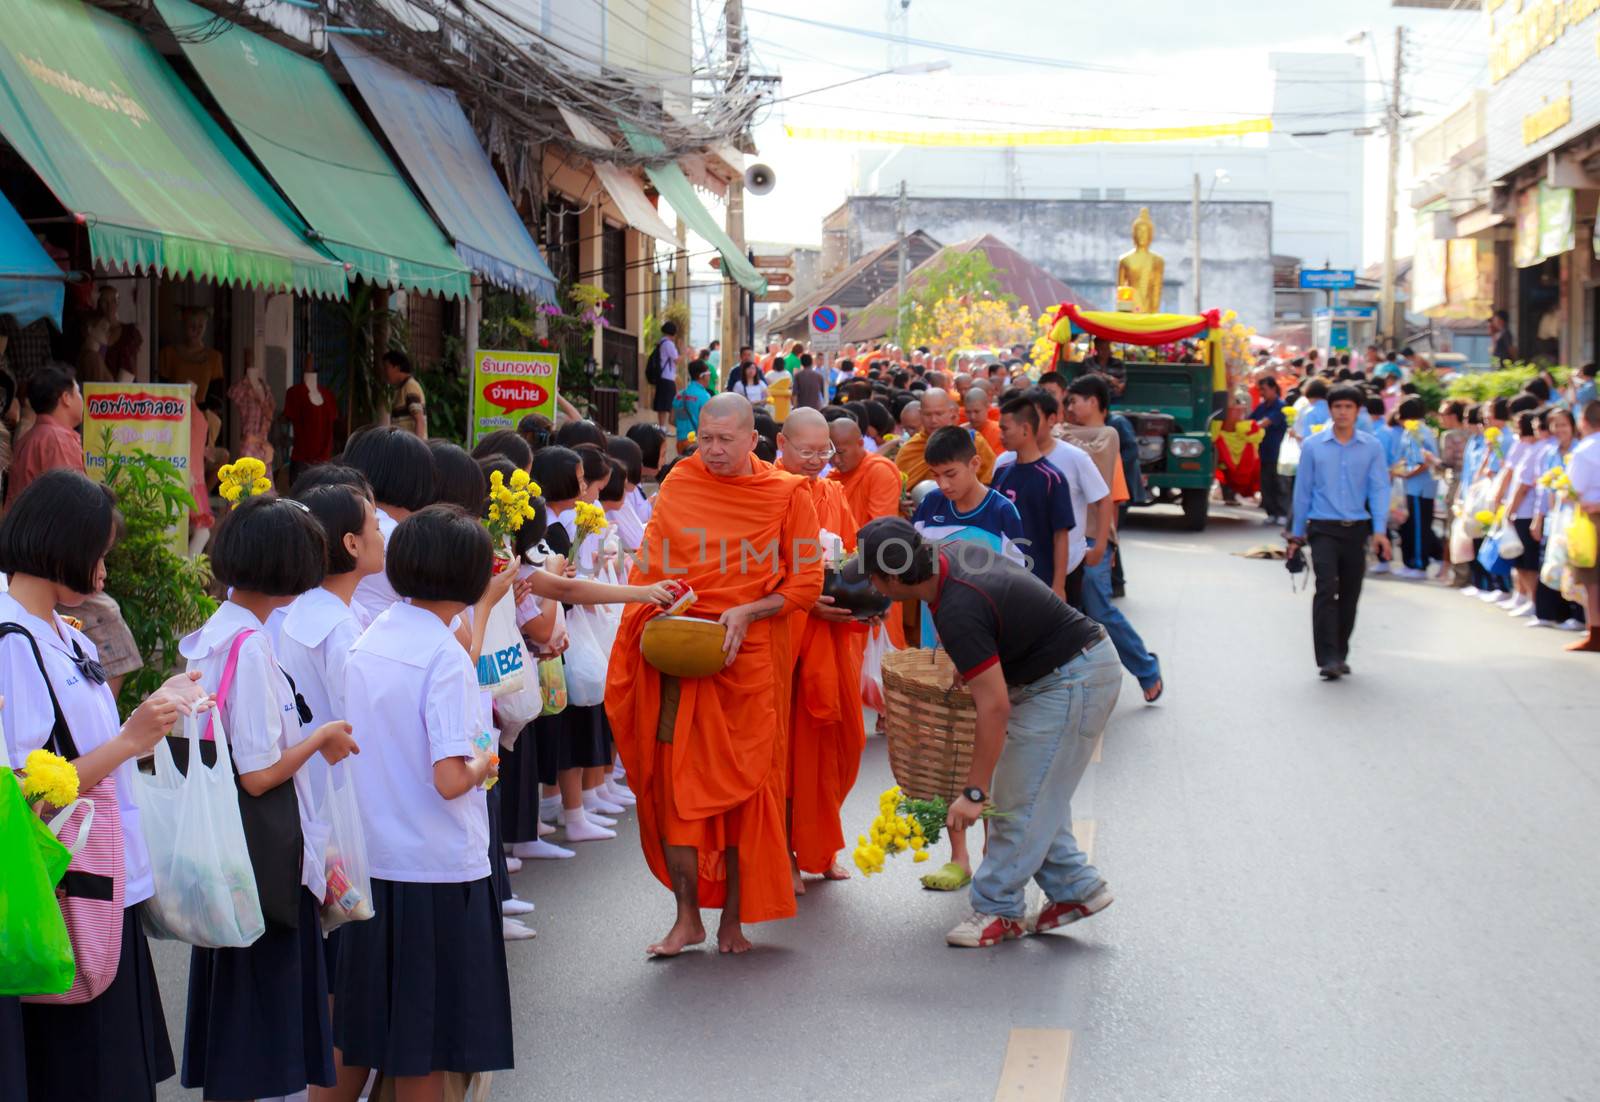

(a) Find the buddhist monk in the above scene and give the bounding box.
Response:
[896,388,996,487]
[776,409,866,891]
[607,393,824,956]
[829,417,908,649]
[963,386,1003,453]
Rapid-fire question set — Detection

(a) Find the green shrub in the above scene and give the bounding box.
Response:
[1445,362,1570,402]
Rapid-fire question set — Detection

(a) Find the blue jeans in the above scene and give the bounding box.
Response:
[970,638,1122,919]
[1082,546,1161,691]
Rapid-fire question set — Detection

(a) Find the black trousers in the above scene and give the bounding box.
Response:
[1308,520,1369,667]
[1259,446,1284,518]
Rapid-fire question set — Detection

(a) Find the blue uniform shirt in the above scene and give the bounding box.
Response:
[1399,425,1438,499]
[1290,428,1391,537]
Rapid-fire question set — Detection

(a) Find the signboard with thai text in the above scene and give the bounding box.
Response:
[82,381,193,555]
[1485,0,1600,180]
[472,349,558,445]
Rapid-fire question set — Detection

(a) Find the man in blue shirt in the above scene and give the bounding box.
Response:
[1250,375,1288,525]
[1287,384,1392,680]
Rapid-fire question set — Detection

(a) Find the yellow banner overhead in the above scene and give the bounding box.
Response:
[785,117,1273,147]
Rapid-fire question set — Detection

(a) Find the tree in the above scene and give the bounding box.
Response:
[895,251,1003,349]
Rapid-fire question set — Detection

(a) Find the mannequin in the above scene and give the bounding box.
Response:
[282,352,338,479]
[227,348,275,463]
[78,315,112,384]
[187,381,216,556]
[159,307,224,401]
[98,285,143,382]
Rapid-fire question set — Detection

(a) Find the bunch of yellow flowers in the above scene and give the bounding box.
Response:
[217,457,271,506]
[1538,464,1574,497]
[573,500,609,539]
[1484,426,1503,446]
[1282,405,1298,426]
[19,748,78,810]
[485,468,541,547]
[852,786,931,876]
[1402,418,1422,434]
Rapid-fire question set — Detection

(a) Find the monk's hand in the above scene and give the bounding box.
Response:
[947,794,983,832]
[811,595,855,622]
[718,602,757,666]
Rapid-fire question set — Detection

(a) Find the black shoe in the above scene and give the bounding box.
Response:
[1319,665,1342,681]
[1111,585,1126,599]
[1337,662,1351,676]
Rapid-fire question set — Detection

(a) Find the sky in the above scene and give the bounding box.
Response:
[730,0,1492,266]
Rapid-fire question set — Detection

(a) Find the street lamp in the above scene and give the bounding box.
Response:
[770,60,952,104]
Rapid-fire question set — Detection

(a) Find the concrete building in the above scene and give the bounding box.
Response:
[826,197,1275,329]
[845,51,1365,275]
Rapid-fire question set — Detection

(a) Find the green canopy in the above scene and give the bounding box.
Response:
[0,0,346,297]
[156,0,471,301]
[619,123,767,297]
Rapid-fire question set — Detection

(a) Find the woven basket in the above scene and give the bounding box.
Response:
[881,648,975,801]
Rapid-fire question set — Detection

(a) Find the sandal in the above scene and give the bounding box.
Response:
[920,862,973,892]
[1143,679,1164,704]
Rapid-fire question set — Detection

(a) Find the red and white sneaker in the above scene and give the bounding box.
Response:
[945,910,1027,948]
[1032,881,1114,933]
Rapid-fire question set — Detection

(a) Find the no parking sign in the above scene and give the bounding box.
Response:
[809,304,842,352]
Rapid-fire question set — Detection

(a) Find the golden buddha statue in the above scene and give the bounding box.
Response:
[1116,207,1165,314]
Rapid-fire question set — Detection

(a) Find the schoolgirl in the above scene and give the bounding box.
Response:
[332,506,513,1095]
[343,426,437,627]
[1531,407,1586,629]
[471,428,534,473]
[0,470,200,1101]
[180,495,357,1101]
[1391,396,1441,578]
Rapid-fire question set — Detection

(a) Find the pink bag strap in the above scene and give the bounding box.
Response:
[200,629,255,742]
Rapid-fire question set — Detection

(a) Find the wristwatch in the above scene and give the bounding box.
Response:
[962,785,987,804]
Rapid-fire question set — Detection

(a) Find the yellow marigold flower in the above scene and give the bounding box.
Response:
[22,749,78,807]
[510,469,530,490]
[1403,419,1420,433]
[913,850,930,863]
[490,469,505,489]
[1311,422,1330,434]
[252,477,272,494]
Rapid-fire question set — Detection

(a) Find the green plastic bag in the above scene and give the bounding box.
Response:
[0,766,76,995]
[538,657,568,717]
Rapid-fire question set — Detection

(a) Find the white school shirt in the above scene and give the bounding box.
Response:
[345,602,490,883]
[1568,434,1600,507]
[278,586,364,818]
[627,484,653,524]
[994,440,1111,572]
[351,506,402,628]
[608,498,645,554]
[1510,440,1545,520]
[0,593,155,905]
[180,601,327,901]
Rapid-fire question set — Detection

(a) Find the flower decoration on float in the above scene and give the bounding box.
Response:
[217,457,272,506]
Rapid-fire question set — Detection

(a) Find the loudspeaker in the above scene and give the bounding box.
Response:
[744,163,776,195]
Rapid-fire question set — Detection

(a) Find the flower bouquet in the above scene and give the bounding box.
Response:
[485,468,540,569]
[851,785,1004,877]
[570,500,609,573]
[18,749,78,813]
[216,457,271,507]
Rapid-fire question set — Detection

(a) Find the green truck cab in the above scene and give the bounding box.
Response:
[1065,359,1216,530]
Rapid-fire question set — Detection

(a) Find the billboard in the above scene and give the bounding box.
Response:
[471,349,558,445]
[81,381,193,554]
[1485,1,1600,180]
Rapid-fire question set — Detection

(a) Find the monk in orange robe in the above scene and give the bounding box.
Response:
[895,388,996,487]
[828,417,909,649]
[607,394,824,956]
[776,409,866,889]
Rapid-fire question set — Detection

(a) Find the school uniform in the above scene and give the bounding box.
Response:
[0,593,175,1101]
[337,601,514,1077]
[178,601,335,1100]
[542,517,611,776]
[351,505,403,628]
[500,567,559,845]
[1396,424,1441,570]
[1510,440,1547,572]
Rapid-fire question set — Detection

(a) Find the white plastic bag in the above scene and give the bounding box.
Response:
[1462,479,1494,538]
[1495,519,1524,561]
[133,712,265,949]
[475,590,531,703]
[564,608,609,707]
[1276,434,1300,477]
[1448,516,1474,563]
[1388,479,1409,528]
[316,762,373,932]
[861,622,894,713]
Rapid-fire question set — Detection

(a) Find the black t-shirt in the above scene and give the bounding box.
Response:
[931,542,1103,686]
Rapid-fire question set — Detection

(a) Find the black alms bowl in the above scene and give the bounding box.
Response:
[822,562,892,619]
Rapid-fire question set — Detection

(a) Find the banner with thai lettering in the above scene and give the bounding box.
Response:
[81,381,193,554]
[472,349,559,444]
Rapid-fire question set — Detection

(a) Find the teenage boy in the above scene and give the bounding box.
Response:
[910,425,1026,894]
[1287,384,1391,679]
[991,398,1076,601]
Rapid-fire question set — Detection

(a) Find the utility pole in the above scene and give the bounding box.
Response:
[722,0,746,367]
[895,179,909,345]
[1191,171,1202,314]
[1379,25,1404,348]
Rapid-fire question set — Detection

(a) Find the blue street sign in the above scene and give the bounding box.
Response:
[1313,304,1376,319]
[1299,269,1357,290]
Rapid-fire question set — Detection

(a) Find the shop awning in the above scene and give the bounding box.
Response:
[332,40,556,301]
[557,108,678,244]
[619,122,766,296]
[0,190,65,328]
[0,0,346,298]
[155,0,471,300]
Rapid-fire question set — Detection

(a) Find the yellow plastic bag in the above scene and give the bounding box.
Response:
[1569,509,1598,570]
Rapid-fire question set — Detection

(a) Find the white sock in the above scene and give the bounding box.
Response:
[537,818,555,838]
[560,804,615,828]
[539,795,562,822]
[511,839,575,860]
[562,807,616,841]
[584,788,626,815]
[603,779,636,804]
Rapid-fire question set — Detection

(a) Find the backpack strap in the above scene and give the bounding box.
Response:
[0,621,79,760]
[200,629,256,742]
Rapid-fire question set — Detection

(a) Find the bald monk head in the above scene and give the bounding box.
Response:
[777,407,833,480]
[964,386,991,423]
[697,393,758,477]
[899,399,922,435]
[953,373,973,393]
[828,416,869,474]
[919,387,958,432]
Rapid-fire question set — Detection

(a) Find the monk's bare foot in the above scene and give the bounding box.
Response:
[822,860,851,881]
[646,917,706,957]
[717,919,753,954]
[790,858,807,896]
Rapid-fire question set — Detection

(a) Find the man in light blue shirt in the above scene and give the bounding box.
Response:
[1287,385,1392,680]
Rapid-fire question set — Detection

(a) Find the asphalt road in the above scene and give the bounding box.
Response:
[152,503,1600,1101]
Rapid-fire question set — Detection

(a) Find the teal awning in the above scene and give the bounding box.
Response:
[618,122,767,296]
[156,0,471,300]
[0,0,346,298]
[0,190,64,328]
[332,40,556,301]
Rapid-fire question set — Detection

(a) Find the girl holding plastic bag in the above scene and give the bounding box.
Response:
[0,469,207,1101]
[178,495,359,1101]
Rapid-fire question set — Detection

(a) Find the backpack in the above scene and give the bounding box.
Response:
[645,341,663,385]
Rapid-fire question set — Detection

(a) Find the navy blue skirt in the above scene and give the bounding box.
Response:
[334,877,513,1077]
[182,889,334,1100]
[18,904,174,1100]
[499,719,548,843]
[486,781,512,903]
[536,703,612,782]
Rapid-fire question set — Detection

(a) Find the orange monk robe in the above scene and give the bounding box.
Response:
[970,417,1002,454]
[606,454,823,924]
[895,429,997,488]
[776,463,867,874]
[829,451,908,648]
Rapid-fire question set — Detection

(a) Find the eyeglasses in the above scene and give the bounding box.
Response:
[793,446,836,463]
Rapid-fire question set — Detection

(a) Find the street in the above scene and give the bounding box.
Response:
[152,506,1600,1102]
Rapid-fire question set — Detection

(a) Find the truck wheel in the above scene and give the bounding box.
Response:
[1181,488,1209,531]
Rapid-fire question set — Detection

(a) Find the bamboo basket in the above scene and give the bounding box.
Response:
[880,647,976,801]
